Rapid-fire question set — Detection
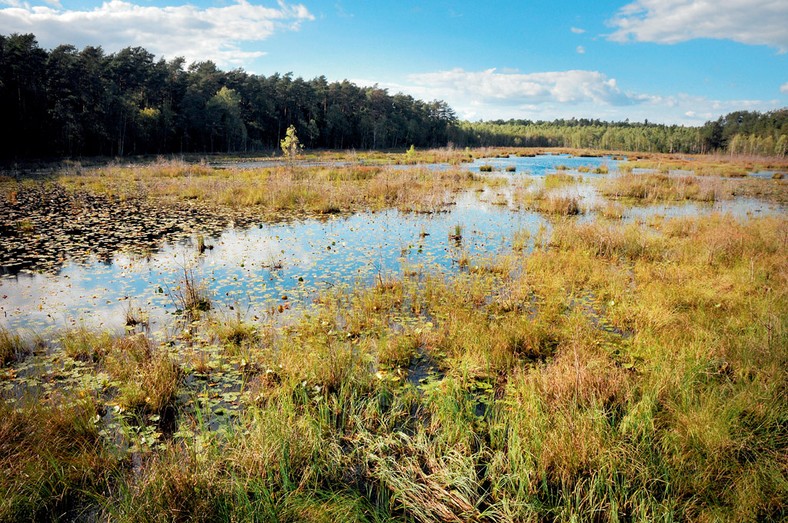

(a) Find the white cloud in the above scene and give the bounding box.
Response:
[781,82,788,94]
[608,0,788,52]
[576,45,586,54]
[570,26,585,34]
[408,68,636,107]
[371,68,781,124]
[0,0,314,67]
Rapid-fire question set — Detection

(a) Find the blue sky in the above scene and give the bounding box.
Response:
[1,0,786,124]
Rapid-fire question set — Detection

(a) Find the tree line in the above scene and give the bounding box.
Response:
[0,33,456,159]
[1,33,785,160]
[448,112,788,156]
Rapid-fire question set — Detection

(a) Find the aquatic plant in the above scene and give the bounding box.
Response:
[538,195,582,215]
[172,267,212,316]
[0,328,27,365]
[544,171,577,189]
[449,223,463,242]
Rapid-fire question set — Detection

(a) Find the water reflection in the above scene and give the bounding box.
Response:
[3,154,784,337]
[468,153,619,176]
[622,197,782,221]
[1,192,544,335]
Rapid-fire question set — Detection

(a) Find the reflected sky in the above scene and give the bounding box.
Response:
[1,192,544,336]
[468,153,619,177]
[2,154,784,338]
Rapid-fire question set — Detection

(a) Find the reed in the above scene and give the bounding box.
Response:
[0,328,27,365]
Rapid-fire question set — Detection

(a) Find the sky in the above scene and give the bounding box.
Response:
[1,0,786,124]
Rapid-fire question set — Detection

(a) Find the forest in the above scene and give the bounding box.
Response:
[1,32,786,160]
[0,33,457,158]
[451,112,788,156]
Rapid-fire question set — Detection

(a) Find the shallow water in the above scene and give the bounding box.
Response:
[2,155,784,337]
[621,197,782,221]
[1,192,544,336]
[468,153,619,177]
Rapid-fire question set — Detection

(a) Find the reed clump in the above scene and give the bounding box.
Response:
[538,194,582,215]
[102,334,182,413]
[172,267,212,316]
[544,171,577,189]
[602,172,731,202]
[0,328,27,365]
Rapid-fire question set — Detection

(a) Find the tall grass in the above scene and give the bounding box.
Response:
[0,328,27,365]
[2,211,786,521]
[601,172,731,202]
[56,159,488,216]
[0,397,119,520]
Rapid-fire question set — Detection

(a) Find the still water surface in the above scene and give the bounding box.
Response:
[2,154,782,336]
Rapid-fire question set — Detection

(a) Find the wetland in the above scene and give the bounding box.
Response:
[1,148,786,522]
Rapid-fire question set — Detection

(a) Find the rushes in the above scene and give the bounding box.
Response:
[172,267,211,316]
[602,172,731,202]
[0,328,27,365]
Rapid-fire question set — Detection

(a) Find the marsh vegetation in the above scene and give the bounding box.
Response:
[1,149,786,522]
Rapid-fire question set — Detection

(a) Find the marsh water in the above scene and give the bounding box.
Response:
[1,154,783,337]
